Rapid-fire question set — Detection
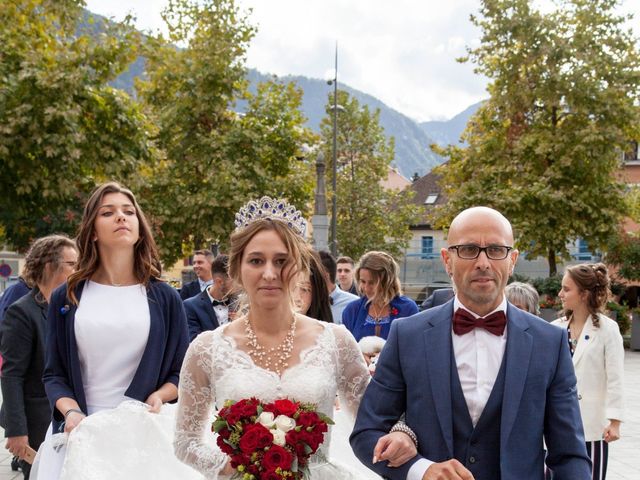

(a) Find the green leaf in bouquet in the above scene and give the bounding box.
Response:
[212,419,228,432]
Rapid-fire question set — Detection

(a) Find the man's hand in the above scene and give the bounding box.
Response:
[422,459,475,480]
[373,431,417,467]
[5,436,29,458]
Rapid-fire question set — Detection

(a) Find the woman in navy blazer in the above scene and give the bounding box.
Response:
[43,182,189,435]
[343,251,418,341]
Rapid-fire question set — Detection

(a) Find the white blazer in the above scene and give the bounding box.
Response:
[552,314,625,441]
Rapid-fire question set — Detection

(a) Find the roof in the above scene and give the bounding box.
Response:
[410,166,448,226]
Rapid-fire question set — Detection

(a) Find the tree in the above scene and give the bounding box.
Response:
[606,230,640,282]
[320,91,422,260]
[431,0,640,276]
[138,0,315,264]
[0,1,155,250]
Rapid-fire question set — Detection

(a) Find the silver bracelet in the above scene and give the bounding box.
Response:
[390,420,418,448]
[64,408,85,419]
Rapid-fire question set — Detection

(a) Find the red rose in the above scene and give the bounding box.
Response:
[262,445,293,471]
[273,399,298,417]
[297,412,320,428]
[230,453,250,469]
[262,470,282,480]
[216,435,235,455]
[239,423,272,454]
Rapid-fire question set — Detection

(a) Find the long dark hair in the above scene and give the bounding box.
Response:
[67,182,161,304]
[306,251,333,323]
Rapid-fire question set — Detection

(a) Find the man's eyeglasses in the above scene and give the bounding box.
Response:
[448,244,513,260]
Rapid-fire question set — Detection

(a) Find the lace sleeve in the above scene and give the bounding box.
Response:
[332,325,370,419]
[174,331,228,478]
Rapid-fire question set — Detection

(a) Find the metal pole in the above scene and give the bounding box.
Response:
[331,43,338,257]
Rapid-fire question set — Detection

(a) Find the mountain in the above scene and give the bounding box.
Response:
[419,101,482,147]
[83,10,480,179]
[245,70,444,178]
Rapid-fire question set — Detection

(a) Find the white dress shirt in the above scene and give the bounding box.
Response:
[407,296,508,480]
[329,285,359,324]
[198,278,213,292]
[206,287,229,325]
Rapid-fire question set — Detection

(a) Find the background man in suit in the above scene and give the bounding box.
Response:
[336,256,358,295]
[351,206,591,480]
[180,249,214,300]
[420,287,455,311]
[184,254,233,340]
[318,251,358,324]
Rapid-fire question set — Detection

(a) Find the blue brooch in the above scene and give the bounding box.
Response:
[60,305,70,315]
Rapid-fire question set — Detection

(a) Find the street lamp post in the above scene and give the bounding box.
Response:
[330,45,338,256]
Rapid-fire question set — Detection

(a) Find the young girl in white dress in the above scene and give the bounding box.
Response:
[174,197,417,479]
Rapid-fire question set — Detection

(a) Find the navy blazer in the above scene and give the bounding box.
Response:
[43,279,189,433]
[179,280,201,301]
[183,290,220,341]
[350,299,591,480]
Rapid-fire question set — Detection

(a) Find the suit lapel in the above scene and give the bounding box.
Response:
[571,315,597,367]
[500,305,533,454]
[200,291,219,329]
[424,305,454,457]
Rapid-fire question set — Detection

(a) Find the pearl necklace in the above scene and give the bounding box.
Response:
[244,315,297,376]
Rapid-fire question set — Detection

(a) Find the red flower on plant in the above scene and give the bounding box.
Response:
[262,445,293,471]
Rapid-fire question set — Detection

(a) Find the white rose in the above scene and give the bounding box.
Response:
[274,415,296,433]
[256,411,275,428]
[272,428,286,446]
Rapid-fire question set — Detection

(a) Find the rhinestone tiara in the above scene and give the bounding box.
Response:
[234,196,307,236]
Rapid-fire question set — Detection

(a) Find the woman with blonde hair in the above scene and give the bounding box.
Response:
[342,251,418,342]
[551,263,624,480]
[174,197,417,479]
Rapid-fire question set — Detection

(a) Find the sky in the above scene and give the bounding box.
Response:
[84,0,640,123]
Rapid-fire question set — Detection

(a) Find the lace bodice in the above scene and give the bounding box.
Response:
[174,321,370,479]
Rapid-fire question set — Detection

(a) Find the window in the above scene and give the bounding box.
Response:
[424,194,438,205]
[623,141,639,162]
[421,236,434,259]
[576,238,592,261]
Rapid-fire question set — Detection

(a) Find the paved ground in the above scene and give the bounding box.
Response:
[0,352,638,479]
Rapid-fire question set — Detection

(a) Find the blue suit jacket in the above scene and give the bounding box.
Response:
[179,280,201,301]
[350,299,591,480]
[43,280,189,433]
[183,290,220,341]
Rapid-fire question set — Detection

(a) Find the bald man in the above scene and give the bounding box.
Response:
[351,207,590,480]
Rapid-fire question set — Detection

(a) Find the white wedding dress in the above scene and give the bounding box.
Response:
[34,321,381,479]
[174,321,380,479]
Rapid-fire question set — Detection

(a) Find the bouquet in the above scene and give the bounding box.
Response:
[213,398,334,480]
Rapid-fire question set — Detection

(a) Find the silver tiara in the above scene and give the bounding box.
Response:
[234,196,306,236]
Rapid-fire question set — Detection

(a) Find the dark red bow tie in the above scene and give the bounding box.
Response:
[453,309,507,336]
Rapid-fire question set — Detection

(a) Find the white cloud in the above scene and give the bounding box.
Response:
[85,0,640,122]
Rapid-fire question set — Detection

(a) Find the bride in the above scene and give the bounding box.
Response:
[174,197,416,478]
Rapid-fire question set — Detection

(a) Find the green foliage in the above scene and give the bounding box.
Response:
[531,275,563,297]
[138,0,315,264]
[431,0,640,276]
[320,91,422,259]
[606,301,630,335]
[626,185,640,225]
[606,230,640,281]
[0,0,155,250]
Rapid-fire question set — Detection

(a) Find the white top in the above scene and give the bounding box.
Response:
[409,296,508,480]
[75,281,150,413]
[205,287,229,325]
